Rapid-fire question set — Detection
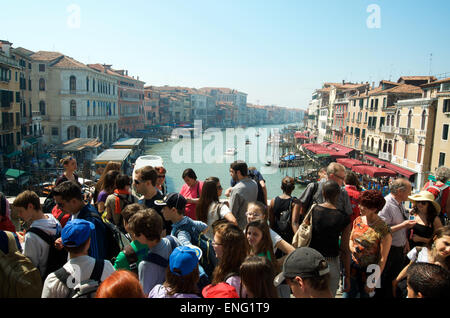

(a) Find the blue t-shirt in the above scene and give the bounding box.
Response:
[76,204,106,260]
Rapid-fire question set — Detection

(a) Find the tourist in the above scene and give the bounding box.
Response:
[96,270,146,298]
[155,166,167,196]
[240,255,279,298]
[148,245,201,298]
[306,180,352,297]
[318,167,327,182]
[225,167,267,206]
[119,203,144,241]
[245,220,278,272]
[95,170,120,219]
[133,166,170,235]
[0,191,16,232]
[344,171,362,223]
[105,174,138,230]
[422,166,450,225]
[12,190,62,280]
[392,225,450,297]
[405,262,450,298]
[41,219,115,298]
[52,181,107,260]
[195,177,237,240]
[228,161,258,229]
[377,178,414,298]
[179,168,203,220]
[126,208,181,295]
[344,190,392,298]
[93,161,122,203]
[408,191,443,250]
[273,247,333,298]
[55,156,80,187]
[202,282,239,298]
[212,222,249,297]
[268,176,299,245]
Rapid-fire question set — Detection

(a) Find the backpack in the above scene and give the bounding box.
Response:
[26,227,68,280]
[248,171,266,205]
[42,192,57,215]
[54,259,105,298]
[51,205,70,228]
[0,231,43,298]
[425,181,449,206]
[112,193,134,231]
[302,182,319,215]
[275,197,294,243]
[124,235,178,275]
[174,224,218,278]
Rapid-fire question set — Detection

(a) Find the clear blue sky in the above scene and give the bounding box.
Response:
[1,0,450,109]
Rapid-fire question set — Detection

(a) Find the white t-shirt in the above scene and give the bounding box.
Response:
[270,228,282,252]
[205,202,231,240]
[407,247,429,263]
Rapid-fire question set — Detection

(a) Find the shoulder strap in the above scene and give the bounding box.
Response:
[166,235,178,252]
[5,231,19,254]
[224,272,239,282]
[0,192,6,217]
[27,227,55,246]
[90,259,104,282]
[54,266,72,290]
[57,211,67,222]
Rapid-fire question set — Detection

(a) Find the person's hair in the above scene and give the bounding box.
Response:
[435,166,450,183]
[96,270,146,298]
[230,161,248,177]
[13,190,41,210]
[121,203,144,223]
[245,220,278,272]
[196,177,220,223]
[319,167,327,174]
[60,155,75,167]
[358,190,386,213]
[389,178,411,194]
[247,201,268,220]
[322,180,340,206]
[155,166,167,175]
[406,262,450,298]
[326,162,345,177]
[64,237,90,255]
[212,223,249,285]
[52,181,83,201]
[182,168,197,180]
[344,171,362,191]
[163,266,200,296]
[281,176,295,195]
[127,209,163,242]
[240,256,279,298]
[135,166,157,186]
[102,170,120,193]
[95,161,122,194]
[421,200,439,228]
[427,225,450,269]
[115,174,131,190]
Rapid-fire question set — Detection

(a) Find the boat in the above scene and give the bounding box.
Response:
[245,138,251,145]
[146,137,164,144]
[132,155,164,179]
[265,161,272,166]
[224,147,237,156]
[295,176,312,185]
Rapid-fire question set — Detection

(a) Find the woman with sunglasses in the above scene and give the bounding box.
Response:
[407,191,444,250]
[155,166,167,196]
[196,177,237,240]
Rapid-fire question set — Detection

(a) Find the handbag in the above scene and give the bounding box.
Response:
[292,203,317,248]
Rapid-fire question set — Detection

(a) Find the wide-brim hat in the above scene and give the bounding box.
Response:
[408,191,441,213]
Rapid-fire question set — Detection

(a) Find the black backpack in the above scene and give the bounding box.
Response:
[42,193,56,215]
[54,259,104,298]
[26,227,68,280]
[275,197,294,243]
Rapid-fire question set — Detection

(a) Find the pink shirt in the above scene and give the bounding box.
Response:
[180,181,203,220]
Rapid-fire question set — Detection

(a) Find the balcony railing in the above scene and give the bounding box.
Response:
[397,127,415,137]
[379,151,392,161]
[380,125,396,134]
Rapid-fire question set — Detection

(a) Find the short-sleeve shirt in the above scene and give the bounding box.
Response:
[180,181,203,220]
[379,194,408,247]
[407,246,429,263]
[350,216,391,268]
[309,205,351,257]
[204,202,231,240]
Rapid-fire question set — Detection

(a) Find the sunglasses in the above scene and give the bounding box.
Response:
[157,175,166,179]
[217,185,223,190]
[416,201,428,205]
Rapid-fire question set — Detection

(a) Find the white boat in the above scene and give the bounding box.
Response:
[224,147,237,156]
[132,155,164,179]
[146,137,163,144]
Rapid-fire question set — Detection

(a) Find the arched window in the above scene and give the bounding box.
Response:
[99,124,103,140]
[407,110,413,129]
[39,101,46,115]
[371,138,374,150]
[387,115,390,126]
[87,100,90,116]
[39,78,45,91]
[70,75,76,91]
[70,100,77,117]
[93,125,97,138]
[87,126,92,138]
[396,110,400,127]
[86,77,89,92]
[421,110,427,130]
[388,141,393,153]
[93,101,96,116]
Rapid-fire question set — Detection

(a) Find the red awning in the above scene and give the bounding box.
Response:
[351,165,397,177]
[365,155,387,166]
[336,158,367,169]
[383,163,416,178]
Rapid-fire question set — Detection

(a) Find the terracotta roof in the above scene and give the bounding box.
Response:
[421,77,450,88]
[13,47,35,57]
[30,51,64,61]
[372,84,422,95]
[397,76,437,82]
[53,56,90,70]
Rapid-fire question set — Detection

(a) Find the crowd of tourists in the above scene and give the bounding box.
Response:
[1,156,449,299]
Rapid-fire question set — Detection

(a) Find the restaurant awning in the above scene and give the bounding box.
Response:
[4,151,22,159]
[351,165,397,177]
[365,155,386,166]
[383,163,416,178]
[336,158,367,169]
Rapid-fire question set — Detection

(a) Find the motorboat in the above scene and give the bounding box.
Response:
[265,161,272,166]
[224,148,237,156]
[133,155,164,179]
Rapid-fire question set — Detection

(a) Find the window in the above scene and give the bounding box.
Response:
[52,127,58,136]
[39,101,46,115]
[93,79,95,92]
[404,142,408,159]
[396,110,400,127]
[16,132,21,145]
[421,110,427,130]
[39,78,45,91]
[39,64,45,72]
[443,124,449,140]
[87,100,90,116]
[86,77,89,92]
[383,97,387,107]
[418,144,423,164]
[439,152,446,166]
[375,99,378,110]
[87,126,92,138]
[70,76,76,91]
[70,100,76,117]
[407,110,413,129]
[444,99,450,113]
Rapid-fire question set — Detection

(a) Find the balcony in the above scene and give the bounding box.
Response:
[334,98,349,104]
[367,126,377,131]
[381,125,396,134]
[379,151,392,161]
[0,54,20,68]
[397,127,415,137]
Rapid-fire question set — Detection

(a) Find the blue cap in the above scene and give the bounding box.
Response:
[169,245,200,276]
[61,219,95,247]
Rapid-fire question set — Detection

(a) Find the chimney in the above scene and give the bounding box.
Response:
[1,41,11,57]
[126,70,128,76]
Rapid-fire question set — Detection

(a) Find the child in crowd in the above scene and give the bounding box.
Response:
[245,220,278,271]
[96,270,146,298]
[239,255,279,298]
[406,262,450,298]
[149,245,201,298]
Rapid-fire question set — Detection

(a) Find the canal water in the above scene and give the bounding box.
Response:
[143,123,310,200]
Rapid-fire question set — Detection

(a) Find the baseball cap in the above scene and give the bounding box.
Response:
[61,219,95,247]
[155,192,187,211]
[202,283,239,298]
[273,247,330,287]
[169,245,200,276]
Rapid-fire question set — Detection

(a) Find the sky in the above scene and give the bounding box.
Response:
[1,0,450,109]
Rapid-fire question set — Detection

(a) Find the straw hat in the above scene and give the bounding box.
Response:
[408,191,441,213]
